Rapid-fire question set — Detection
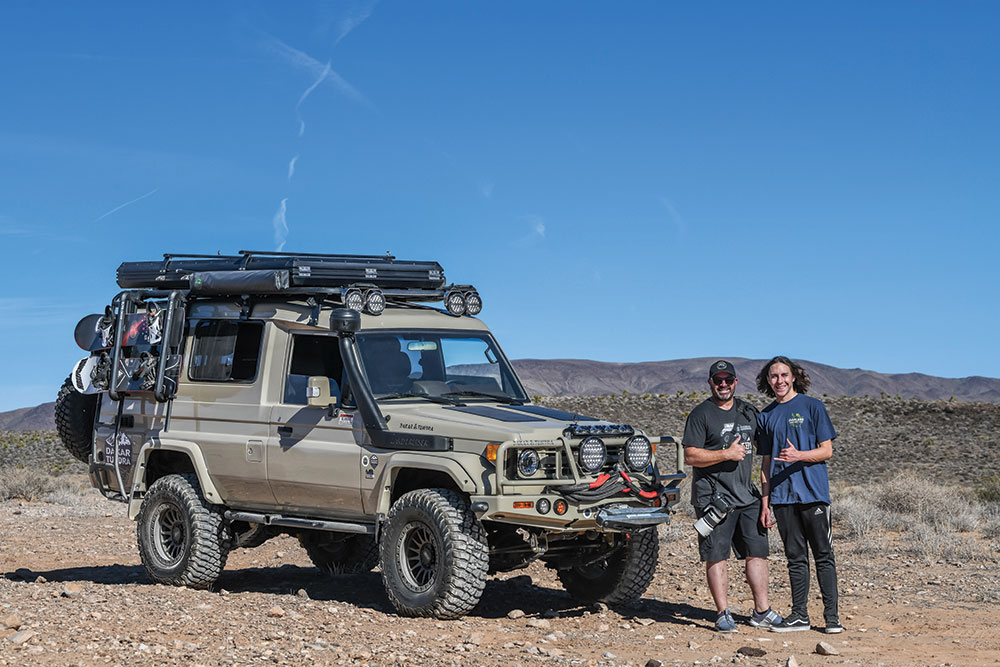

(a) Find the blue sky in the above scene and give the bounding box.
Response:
[1,1,998,412]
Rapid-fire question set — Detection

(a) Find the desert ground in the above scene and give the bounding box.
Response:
[2,394,999,666]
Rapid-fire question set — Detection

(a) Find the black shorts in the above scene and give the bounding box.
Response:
[695,498,769,562]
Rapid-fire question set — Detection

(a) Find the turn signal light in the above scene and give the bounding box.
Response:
[553,499,568,515]
[513,501,534,509]
[484,444,500,463]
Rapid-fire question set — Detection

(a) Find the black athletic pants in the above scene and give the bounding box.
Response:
[773,502,839,621]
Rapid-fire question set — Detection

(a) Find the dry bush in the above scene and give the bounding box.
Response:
[42,477,90,506]
[899,524,986,561]
[0,466,57,501]
[976,475,1000,504]
[869,471,980,533]
[835,472,998,560]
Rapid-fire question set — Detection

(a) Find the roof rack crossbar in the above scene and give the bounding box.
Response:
[238,249,396,262]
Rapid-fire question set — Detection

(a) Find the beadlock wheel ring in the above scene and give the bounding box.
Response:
[398,521,437,592]
[151,501,187,566]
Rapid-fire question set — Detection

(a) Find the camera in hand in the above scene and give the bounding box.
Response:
[694,492,733,537]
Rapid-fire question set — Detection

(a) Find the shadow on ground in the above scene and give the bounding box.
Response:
[5,564,710,626]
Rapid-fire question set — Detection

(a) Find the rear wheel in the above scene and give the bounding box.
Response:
[54,377,97,463]
[557,528,658,605]
[299,531,378,575]
[379,488,488,618]
[136,474,229,589]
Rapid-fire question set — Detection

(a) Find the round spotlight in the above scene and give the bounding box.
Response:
[465,291,482,316]
[578,436,607,474]
[343,288,364,312]
[536,498,551,514]
[364,289,386,315]
[553,499,568,516]
[517,449,540,477]
[445,290,466,316]
[623,435,652,472]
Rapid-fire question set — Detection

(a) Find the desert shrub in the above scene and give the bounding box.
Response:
[975,475,1000,504]
[869,471,980,533]
[899,523,985,561]
[0,466,57,501]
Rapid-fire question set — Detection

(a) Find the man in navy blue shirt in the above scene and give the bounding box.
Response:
[755,356,842,634]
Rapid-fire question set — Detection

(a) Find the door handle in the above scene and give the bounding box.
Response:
[277,426,293,436]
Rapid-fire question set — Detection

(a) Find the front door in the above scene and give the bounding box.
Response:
[265,333,365,519]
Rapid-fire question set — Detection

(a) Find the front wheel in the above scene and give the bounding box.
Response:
[136,474,229,589]
[379,488,488,618]
[556,528,658,605]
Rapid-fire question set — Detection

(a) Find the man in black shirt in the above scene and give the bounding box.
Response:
[682,360,781,633]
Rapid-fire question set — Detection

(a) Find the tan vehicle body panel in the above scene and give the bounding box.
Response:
[105,299,674,529]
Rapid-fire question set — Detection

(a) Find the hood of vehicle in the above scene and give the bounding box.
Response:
[378,401,629,442]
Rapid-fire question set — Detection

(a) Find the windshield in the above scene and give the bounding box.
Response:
[356,330,528,403]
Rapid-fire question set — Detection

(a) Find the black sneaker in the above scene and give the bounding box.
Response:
[769,612,810,632]
[824,617,843,634]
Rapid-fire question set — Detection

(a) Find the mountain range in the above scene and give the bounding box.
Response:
[2,357,997,431]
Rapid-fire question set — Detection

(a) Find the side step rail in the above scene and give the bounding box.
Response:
[224,510,375,535]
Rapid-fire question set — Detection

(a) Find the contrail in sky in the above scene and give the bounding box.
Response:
[263,35,373,110]
[94,188,158,222]
[335,1,378,45]
[296,61,332,137]
[288,155,299,182]
[273,198,289,251]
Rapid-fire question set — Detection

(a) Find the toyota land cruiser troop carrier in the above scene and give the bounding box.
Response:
[56,250,685,618]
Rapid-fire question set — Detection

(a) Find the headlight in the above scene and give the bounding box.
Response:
[517,449,540,477]
[364,289,386,315]
[578,436,607,473]
[343,288,364,311]
[464,291,482,316]
[623,435,652,472]
[444,290,466,316]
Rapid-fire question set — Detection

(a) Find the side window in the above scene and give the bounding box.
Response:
[284,334,344,405]
[188,320,263,382]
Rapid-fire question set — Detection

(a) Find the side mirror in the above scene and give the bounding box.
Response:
[306,376,333,407]
[330,308,361,335]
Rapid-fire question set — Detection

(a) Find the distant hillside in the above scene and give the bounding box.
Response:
[2,357,998,431]
[511,357,1000,403]
[0,402,55,431]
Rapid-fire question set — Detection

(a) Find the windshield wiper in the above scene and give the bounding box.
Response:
[442,391,524,405]
[376,392,465,406]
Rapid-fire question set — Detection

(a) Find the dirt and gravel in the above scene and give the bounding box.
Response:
[2,394,999,666]
[1,485,998,666]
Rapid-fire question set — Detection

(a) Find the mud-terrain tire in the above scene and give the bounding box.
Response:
[299,531,378,575]
[379,488,488,618]
[557,528,658,605]
[136,474,229,589]
[54,376,97,464]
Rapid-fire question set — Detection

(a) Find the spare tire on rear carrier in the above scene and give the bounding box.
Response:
[54,376,98,464]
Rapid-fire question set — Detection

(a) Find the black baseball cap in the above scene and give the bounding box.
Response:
[709,360,737,379]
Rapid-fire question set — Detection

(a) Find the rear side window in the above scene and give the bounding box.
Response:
[188,320,263,382]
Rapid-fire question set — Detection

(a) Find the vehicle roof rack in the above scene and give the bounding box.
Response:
[117,250,446,293]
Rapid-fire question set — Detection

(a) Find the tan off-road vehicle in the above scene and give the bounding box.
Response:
[56,251,685,618]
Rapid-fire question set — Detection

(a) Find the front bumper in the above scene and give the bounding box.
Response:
[594,504,673,530]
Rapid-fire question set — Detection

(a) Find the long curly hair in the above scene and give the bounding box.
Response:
[756,356,811,397]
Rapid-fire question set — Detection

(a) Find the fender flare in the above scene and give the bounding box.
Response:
[127,438,223,520]
[376,453,478,516]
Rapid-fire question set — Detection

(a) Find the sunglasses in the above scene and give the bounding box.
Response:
[711,376,735,386]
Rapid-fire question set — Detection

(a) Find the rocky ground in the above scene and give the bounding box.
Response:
[1,486,998,666]
[2,394,999,666]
